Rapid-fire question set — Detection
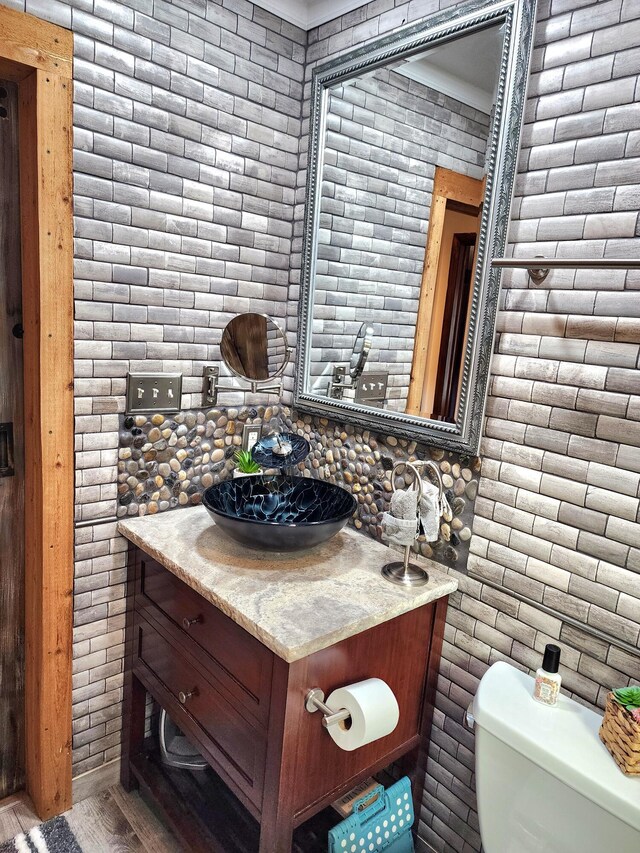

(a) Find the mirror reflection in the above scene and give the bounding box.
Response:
[221,313,288,382]
[308,23,504,423]
[349,322,374,379]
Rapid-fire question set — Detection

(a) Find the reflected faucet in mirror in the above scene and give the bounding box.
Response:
[295,0,537,453]
[325,323,378,401]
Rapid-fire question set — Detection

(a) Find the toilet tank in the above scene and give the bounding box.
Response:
[472,661,640,853]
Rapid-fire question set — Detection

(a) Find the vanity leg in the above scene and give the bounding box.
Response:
[120,671,146,792]
[259,656,301,853]
[258,815,294,853]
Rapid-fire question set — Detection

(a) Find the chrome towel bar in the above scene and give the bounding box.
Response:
[491,257,640,285]
[491,258,640,269]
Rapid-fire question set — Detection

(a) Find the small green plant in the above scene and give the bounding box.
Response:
[234,449,261,474]
[612,686,640,712]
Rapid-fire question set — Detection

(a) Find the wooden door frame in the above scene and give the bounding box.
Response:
[406,167,484,416]
[0,6,74,819]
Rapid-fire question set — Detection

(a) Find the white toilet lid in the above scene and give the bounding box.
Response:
[473,661,640,833]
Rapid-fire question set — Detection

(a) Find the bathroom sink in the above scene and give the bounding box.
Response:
[202,475,357,552]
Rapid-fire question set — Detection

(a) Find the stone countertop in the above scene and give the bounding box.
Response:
[117,506,458,663]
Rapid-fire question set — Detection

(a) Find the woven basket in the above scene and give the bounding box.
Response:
[599,692,640,776]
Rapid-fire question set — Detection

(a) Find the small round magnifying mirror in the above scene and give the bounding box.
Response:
[220,313,289,382]
[349,323,374,380]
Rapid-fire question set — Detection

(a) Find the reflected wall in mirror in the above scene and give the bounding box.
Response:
[221,313,288,382]
[295,0,537,453]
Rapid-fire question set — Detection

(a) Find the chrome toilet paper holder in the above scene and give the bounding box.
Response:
[305,687,351,729]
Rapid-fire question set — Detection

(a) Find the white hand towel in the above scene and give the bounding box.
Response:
[419,482,440,542]
[390,487,419,520]
[381,487,420,546]
[381,512,419,546]
[440,491,453,522]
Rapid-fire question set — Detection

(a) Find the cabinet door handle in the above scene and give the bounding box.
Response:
[178,688,197,705]
[182,615,202,630]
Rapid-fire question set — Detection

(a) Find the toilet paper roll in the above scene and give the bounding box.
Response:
[325,678,400,752]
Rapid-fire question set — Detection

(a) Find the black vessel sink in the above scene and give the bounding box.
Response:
[202,476,357,552]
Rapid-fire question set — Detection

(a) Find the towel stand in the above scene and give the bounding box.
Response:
[381,460,430,588]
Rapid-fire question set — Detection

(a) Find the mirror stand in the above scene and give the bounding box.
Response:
[203,366,286,406]
[208,312,291,405]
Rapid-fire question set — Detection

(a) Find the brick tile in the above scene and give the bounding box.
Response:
[588,605,640,645]
[576,388,628,417]
[568,434,618,465]
[606,515,640,549]
[543,587,590,620]
[549,408,597,437]
[607,645,640,681]
[543,32,592,69]
[587,461,640,496]
[617,444,640,474]
[578,530,629,567]
[597,415,640,446]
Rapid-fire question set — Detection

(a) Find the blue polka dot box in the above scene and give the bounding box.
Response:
[328,777,415,853]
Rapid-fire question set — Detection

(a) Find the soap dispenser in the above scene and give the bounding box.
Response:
[533,644,562,706]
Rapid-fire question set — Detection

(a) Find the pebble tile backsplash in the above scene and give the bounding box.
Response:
[117,405,480,568]
[117,405,283,515]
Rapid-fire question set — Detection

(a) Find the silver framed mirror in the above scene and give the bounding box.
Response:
[294,0,537,454]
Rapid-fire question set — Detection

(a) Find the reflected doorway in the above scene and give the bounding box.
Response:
[407,167,484,420]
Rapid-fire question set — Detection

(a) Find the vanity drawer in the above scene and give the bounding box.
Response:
[136,555,272,724]
[134,614,266,811]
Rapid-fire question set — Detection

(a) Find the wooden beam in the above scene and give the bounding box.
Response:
[0,58,32,82]
[0,6,72,79]
[19,67,74,820]
[430,168,484,209]
[0,4,74,820]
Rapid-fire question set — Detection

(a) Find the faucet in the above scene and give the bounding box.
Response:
[270,432,293,457]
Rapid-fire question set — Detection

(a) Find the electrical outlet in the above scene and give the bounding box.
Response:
[126,373,182,414]
[242,423,261,451]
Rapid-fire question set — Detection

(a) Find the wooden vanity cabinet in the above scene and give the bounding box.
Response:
[122,545,449,853]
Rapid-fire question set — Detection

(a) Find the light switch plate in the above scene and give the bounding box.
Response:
[126,373,182,414]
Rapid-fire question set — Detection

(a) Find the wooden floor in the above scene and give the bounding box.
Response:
[0,786,180,852]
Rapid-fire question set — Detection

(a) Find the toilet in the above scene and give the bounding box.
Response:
[472,661,640,853]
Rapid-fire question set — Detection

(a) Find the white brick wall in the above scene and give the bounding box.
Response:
[1,1,638,851]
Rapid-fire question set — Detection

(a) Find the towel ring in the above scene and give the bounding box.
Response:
[391,460,423,500]
[414,459,451,520]
[414,459,444,500]
[382,461,429,588]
